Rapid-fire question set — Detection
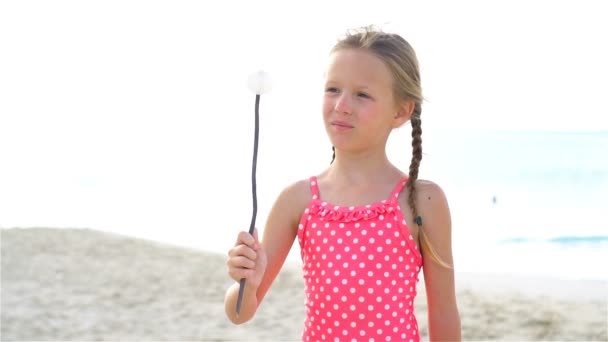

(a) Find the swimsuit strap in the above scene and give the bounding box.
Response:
[309,176,320,200]
[388,176,409,204]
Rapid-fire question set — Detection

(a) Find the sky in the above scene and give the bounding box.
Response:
[1,0,607,256]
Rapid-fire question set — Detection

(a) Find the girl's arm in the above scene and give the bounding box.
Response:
[224,180,309,324]
[418,180,461,341]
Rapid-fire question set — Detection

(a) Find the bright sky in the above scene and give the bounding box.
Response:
[1,0,607,254]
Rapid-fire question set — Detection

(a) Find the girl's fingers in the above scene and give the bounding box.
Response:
[228,244,257,261]
[228,266,255,281]
[237,230,254,244]
[227,255,256,270]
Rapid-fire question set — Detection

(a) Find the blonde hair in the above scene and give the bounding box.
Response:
[331,26,451,268]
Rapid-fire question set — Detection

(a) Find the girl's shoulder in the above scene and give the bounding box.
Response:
[411,178,450,222]
[273,177,315,208]
[398,178,449,214]
[413,179,447,199]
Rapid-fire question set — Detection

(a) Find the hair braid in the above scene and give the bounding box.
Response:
[331,146,336,164]
[407,106,451,268]
[406,105,423,219]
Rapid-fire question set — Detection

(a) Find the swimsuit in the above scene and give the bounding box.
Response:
[297,176,423,341]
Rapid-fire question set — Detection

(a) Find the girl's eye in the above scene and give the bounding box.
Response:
[325,87,339,93]
[357,92,370,99]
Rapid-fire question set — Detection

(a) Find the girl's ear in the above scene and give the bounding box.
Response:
[392,99,415,128]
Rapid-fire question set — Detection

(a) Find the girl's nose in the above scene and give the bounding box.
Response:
[334,93,352,115]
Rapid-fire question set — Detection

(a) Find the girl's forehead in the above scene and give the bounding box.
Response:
[325,49,393,87]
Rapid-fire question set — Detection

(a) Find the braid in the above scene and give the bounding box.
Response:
[406,104,422,220]
[331,146,336,164]
[407,105,452,268]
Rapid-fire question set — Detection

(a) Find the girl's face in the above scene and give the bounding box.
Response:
[322,49,408,154]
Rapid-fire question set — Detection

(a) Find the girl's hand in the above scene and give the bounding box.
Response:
[226,228,268,290]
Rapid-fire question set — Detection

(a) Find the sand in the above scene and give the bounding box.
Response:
[1,228,606,341]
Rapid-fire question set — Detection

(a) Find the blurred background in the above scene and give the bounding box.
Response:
[1,0,607,281]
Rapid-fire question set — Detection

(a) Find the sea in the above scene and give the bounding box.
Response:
[425,130,608,281]
[1,130,606,281]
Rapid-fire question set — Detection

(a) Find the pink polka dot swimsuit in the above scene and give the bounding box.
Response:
[297,176,423,342]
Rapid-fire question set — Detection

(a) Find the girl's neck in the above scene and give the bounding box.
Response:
[326,149,402,185]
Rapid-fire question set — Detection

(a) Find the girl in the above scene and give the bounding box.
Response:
[224,26,461,341]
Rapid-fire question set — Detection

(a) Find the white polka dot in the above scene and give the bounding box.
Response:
[362,229,367,235]
[378,230,384,236]
[355,222,360,228]
[371,222,376,227]
[386,222,392,228]
[350,270,357,276]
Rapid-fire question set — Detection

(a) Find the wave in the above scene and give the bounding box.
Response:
[499,235,608,245]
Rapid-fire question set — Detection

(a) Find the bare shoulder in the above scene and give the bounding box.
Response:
[414,179,451,228]
[415,179,446,198]
[270,178,313,223]
[276,178,312,207]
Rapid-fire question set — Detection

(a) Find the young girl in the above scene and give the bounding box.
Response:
[224,27,461,341]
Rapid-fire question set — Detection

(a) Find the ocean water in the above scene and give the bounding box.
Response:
[426,130,608,281]
[1,130,606,281]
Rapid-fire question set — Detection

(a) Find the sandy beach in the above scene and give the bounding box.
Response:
[1,227,606,341]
